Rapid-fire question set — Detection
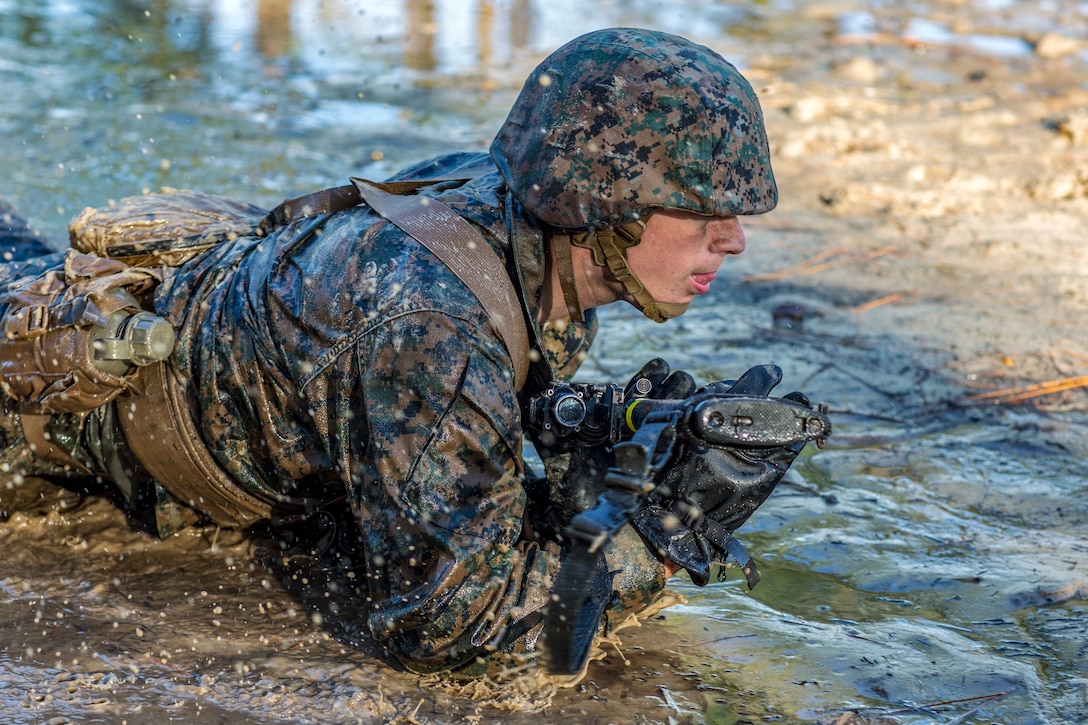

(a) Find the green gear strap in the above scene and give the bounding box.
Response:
[550,228,586,324]
[570,219,689,323]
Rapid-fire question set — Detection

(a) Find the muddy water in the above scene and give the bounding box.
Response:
[2,1,1087,723]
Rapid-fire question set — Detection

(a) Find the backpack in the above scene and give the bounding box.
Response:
[68,187,267,267]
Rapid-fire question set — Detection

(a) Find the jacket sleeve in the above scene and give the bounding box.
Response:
[315,309,666,673]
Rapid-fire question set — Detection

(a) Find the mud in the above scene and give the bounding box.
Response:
[1,1,1087,723]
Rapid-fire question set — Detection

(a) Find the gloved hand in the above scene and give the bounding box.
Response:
[620,357,696,402]
[528,358,694,543]
[631,364,810,585]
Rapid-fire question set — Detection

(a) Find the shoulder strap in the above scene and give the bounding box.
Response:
[259,170,530,391]
[352,179,530,391]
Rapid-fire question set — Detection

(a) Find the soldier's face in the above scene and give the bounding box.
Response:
[626,209,746,305]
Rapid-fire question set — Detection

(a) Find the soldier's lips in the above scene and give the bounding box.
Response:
[691,271,717,294]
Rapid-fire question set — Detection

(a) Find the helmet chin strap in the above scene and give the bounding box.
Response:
[550,227,587,323]
[554,217,689,324]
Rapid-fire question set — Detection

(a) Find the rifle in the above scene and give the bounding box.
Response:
[527,381,832,675]
[528,381,830,450]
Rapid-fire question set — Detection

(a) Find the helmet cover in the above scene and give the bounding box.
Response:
[491,27,777,230]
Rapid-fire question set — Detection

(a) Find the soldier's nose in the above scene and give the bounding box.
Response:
[709,218,745,255]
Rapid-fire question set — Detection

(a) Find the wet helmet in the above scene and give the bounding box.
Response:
[490,27,777,322]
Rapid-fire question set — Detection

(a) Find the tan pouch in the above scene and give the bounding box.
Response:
[0,250,170,414]
[68,188,268,267]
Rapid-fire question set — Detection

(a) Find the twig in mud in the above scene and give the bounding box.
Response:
[677,632,759,647]
[843,631,885,646]
[874,687,1009,718]
[824,361,910,403]
[825,691,1013,725]
[797,362,833,390]
[941,691,1011,725]
[744,245,897,282]
[957,375,1088,405]
[884,691,1011,717]
[851,292,910,343]
[850,292,906,314]
[1050,348,1077,376]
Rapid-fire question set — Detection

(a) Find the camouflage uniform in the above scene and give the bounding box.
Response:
[159,151,667,672]
[0,152,667,675]
[0,27,783,676]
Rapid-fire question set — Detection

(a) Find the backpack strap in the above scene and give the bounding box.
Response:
[259,170,531,391]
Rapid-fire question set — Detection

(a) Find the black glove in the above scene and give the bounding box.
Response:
[631,364,810,585]
[528,358,694,543]
[620,357,696,402]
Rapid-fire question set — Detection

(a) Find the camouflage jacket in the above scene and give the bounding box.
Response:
[150,152,667,673]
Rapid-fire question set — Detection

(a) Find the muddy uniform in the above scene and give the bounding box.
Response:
[0,152,667,674]
[1,27,804,678]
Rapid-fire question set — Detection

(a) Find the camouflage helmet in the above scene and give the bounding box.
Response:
[490,27,777,231]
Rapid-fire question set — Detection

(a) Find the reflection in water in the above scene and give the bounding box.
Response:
[405,0,436,70]
[510,0,530,49]
[251,0,559,80]
[477,0,494,72]
[257,0,293,58]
